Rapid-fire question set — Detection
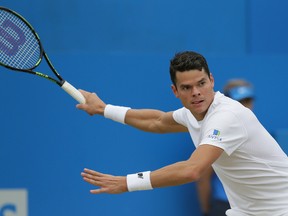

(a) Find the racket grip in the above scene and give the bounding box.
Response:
[61,81,86,104]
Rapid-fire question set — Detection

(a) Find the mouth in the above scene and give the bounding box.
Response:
[191,99,204,105]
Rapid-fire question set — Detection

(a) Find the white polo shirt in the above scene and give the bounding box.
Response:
[173,92,288,216]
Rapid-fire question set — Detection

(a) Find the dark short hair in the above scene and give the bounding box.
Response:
[169,51,210,86]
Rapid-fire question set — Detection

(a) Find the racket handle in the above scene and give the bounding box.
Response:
[61,81,86,104]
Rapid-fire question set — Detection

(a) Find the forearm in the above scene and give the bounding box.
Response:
[125,160,199,194]
[125,109,167,133]
[103,104,165,132]
[104,105,185,133]
[150,161,199,188]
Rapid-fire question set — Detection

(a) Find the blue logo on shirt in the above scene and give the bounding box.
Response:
[208,129,222,141]
[213,129,220,136]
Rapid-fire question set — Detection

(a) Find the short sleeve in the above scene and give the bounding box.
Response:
[173,107,188,127]
[199,111,248,155]
[173,107,198,128]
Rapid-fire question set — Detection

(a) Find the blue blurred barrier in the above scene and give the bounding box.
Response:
[274,129,288,155]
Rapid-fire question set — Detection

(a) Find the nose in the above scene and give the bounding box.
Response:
[191,86,200,97]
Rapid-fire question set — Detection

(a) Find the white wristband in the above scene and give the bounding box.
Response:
[104,104,131,124]
[126,171,153,192]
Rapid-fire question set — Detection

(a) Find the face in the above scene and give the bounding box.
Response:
[171,69,215,121]
[239,98,254,110]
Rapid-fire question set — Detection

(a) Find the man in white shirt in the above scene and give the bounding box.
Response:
[77,51,288,216]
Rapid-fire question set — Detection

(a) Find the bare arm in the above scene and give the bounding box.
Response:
[81,144,224,194]
[150,144,222,187]
[124,109,187,133]
[76,89,187,133]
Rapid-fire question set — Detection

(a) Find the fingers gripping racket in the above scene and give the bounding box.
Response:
[0,7,85,104]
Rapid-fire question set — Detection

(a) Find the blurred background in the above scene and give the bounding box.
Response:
[0,0,288,215]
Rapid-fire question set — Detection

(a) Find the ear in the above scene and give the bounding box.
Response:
[171,84,179,98]
[210,73,215,88]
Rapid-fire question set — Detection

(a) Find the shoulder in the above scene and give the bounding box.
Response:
[207,91,250,121]
[173,107,199,128]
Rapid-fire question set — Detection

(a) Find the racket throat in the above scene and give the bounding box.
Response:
[59,80,65,87]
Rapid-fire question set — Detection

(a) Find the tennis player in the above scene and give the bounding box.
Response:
[77,51,288,216]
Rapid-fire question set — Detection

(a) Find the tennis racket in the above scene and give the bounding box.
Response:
[0,7,86,104]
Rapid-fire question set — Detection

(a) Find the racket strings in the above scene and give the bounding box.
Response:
[0,10,41,70]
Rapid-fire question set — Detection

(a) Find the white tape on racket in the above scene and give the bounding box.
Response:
[61,81,86,104]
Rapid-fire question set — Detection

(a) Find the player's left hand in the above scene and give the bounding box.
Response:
[81,168,128,194]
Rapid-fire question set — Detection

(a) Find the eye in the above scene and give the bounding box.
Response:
[181,85,190,91]
[199,81,206,87]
